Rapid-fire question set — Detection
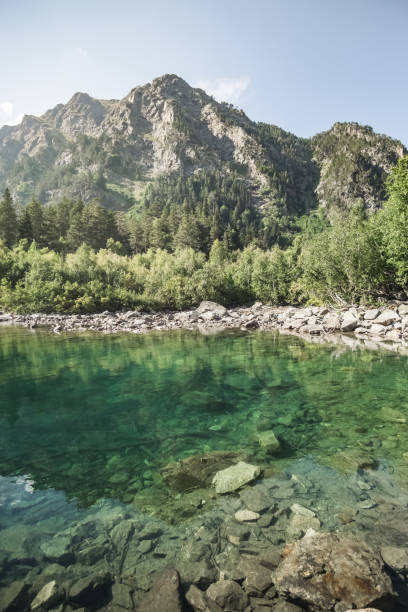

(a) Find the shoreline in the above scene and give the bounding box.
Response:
[2,300,408,352]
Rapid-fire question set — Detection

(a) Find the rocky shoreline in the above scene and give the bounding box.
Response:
[2,300,408,349]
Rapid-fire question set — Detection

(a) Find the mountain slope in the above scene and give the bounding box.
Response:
[0,74,405,214]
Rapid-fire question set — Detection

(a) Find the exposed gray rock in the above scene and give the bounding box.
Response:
[274,532,394,611]
[376,310,400,325]
[196,302,227,316]
[322,312,341,331]
[341,311,358,332]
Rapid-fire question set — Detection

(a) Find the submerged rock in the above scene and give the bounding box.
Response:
[256,430,280,454]
[212,461,261,494]
[274,532,395,611]
[0,581,30,612]
[31,580,62,610]
[206,580,248,611]
[161,451,245,492]
[138,568,183,612]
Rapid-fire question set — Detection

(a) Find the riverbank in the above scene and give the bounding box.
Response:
[2,300,408,350]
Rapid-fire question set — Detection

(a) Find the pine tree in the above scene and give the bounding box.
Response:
[0,188,18,247]
[25,197,44,244]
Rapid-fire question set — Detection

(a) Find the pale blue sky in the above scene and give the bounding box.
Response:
[1,0,407,144]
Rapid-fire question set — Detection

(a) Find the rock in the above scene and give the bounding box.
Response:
[110,520,135,550]
[196,301,227,316]
[364,309,380,320]
[341,311,358,332]
[257,430,280,454]
[322,312,341,331]
[381,545,408,573]
[206,580,249,611]
[398,304,408,316]
[185,584,223,611]
[177,558,217,590]
[111,582,134,609]
[273,601,305,612]
[234,509,260,522]
[0,314,12,322]
[367,323,385,335]
[31,580,62,610]
[274,532,394,611]
[244,319,259,330]
[240,488,271,513]
[69,573,112,607]
[290,503,315,517]
[161,451,244,492]
[226,523,250,546]
[238,557,274,594]
[40,534,74,566]
[376,310,400,325]
[138,568,183,612]
[212,461,261,494]
[286,513,320,540]
[0,581,29,611]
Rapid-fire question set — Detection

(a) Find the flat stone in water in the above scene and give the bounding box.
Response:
[212,462,261,494]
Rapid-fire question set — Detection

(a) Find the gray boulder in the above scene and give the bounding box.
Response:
[138,568,183,612]
[196,301,227,316]
[274,532,394,611]
[212,461,261,494]
[206,580,248,611]
[340,311,359,332]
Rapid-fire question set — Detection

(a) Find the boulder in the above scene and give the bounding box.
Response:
[234,509,260,522]
[376,310,400,325]
[161,451,244,492]
[341,311,358,332]
[69,573,112,607]
[381,545,408,573]
[212,461,261,494]
[274,532,394,611]
[0,581,29,611]
[186,584,223,611]
[206,580,248,611]
[322,312,341,331]
[138,569,183,612]
[256,430,280,454]
[31,580,62,610]
[398,304,408,316]
[196,301,227,316]
[239,487,271,513]
[364,309,380,320]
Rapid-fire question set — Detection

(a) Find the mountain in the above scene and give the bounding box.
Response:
[0,74,405,215]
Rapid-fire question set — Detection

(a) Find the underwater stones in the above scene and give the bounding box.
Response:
[256,430,280,454]
[31,580,62,610]
[206,580,249,611]
[110,582,134,609]
[69,572,112,607]
[274,532,394,611]
[161,451,244,493]
[239,487,271,513]
[286,512,320,540]
[110,519,135,551]
[212,461,261,494]
[40,534,73,566]
[238,557,274,595]
[138,568,183,612]
[381,545,408,574]
[0,580,30,611]
[196,301,227,317]
[330,449,377,474]
[186,584,223,611]
[0,525,36,566]
[234,509,260,522]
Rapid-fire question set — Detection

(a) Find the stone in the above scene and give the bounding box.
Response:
[381,545,408,573]
[238,557,274,594]
[69,573,111,607]
[340,311,358,332]
[364,309,380,320]
[110,520,135,550]
[273,601,305,612]
[40,534,74,566]
[0,581,29,611]
[286,513,320,540]
[234,509,260,522]
[161,450,244,492]
[206,580,249,611]
[322,312,341,331]
[212,461,261,494]
[111,582,133,609]
[398,304,408,316]
[376,310,400,325]
[31,580,62,610]
[290,503,315,517]
[257,430,280,454]
[367,323,385,335]
[185,584,223,611]
[274,532,394,611]
[240,487,271,513]
[138,568,183,612]
[177,558,217,590]
[196,301,227,316]
[244,319,260,329]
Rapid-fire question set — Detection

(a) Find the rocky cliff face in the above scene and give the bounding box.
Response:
[0,74,405,213]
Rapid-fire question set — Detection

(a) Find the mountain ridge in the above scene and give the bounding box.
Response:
[0,74,405,214]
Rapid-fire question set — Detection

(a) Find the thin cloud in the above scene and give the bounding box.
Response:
[0,101,14,116]
[195,77,250,104]
[64,46,89,61]
[0,102,23,127]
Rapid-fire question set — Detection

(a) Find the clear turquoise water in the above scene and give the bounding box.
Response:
[1,325,408,604]
[1,326,408,511]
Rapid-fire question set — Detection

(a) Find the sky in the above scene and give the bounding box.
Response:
[0,0,407,144]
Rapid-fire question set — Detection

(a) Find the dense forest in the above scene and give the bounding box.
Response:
[0,157,407,313]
